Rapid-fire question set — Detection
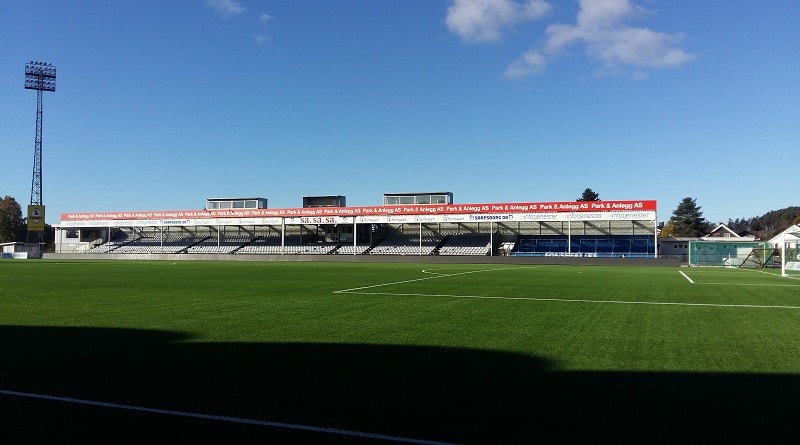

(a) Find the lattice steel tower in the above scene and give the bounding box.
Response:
[24,61,56,243]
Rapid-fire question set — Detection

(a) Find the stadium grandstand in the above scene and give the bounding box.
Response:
[54,193,659,258]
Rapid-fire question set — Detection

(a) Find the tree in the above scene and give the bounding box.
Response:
[0,195,24,243]
[577,188,600,201]
[659,221,676,238]
[725,206,800,239]
[668,197,710,237]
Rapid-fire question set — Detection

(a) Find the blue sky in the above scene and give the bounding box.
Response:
[1,0,798,225]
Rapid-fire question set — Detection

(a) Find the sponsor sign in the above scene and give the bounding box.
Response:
[27,205,45,231]
[61,200,657,223]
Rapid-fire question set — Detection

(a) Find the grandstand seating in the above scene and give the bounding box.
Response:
[369,232,443,256]
[437,233,491,256]
[186,234,253,254]
[77,222,654,258]
[333,244,372,255]
[237,234,302,254]
[84,226,496,257]
[513,235,655,257]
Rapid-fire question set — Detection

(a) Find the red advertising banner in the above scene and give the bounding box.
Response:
[60,200,656,222]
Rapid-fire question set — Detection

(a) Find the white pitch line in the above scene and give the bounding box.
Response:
[336,267,800,309]
[333,267,513,294]
[692,282,800,287]
[339,291,800,310]
[0,389,458,445]
[679,270,799,287]
[421,269,454,276]
[420,266,537,276]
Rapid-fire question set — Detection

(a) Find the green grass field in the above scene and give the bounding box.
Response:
[1,260,799,444]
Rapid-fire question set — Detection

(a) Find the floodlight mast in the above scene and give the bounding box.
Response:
[24,61,56,244]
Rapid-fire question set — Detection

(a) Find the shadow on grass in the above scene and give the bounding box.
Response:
[0,325,798,444]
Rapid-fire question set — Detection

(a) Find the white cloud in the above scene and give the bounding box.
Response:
[575,0,640,27]
[447,0,695,79]
[446,0,551,43]
[259,13,273,25]
[207,0,246,18]
[255,13,273,46]
[583,27,694,69]
[544,0,695,72]
[504,50,548,79]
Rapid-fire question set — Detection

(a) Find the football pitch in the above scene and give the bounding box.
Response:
[1,260,799,444]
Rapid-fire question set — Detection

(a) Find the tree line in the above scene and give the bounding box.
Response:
[726,207,800,235]
[0,196,26,243]
[0,195,54,245]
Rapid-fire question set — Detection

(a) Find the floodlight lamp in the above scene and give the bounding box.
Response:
[24,61,56,92]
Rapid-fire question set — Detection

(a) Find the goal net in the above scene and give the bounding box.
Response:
[778,230,800,277]
[688,241,770,267]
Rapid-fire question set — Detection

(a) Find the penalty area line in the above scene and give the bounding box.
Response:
[679,270,800,287]
[334,266,539,294]
[0,388,458,445]
[334,267,513,294]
